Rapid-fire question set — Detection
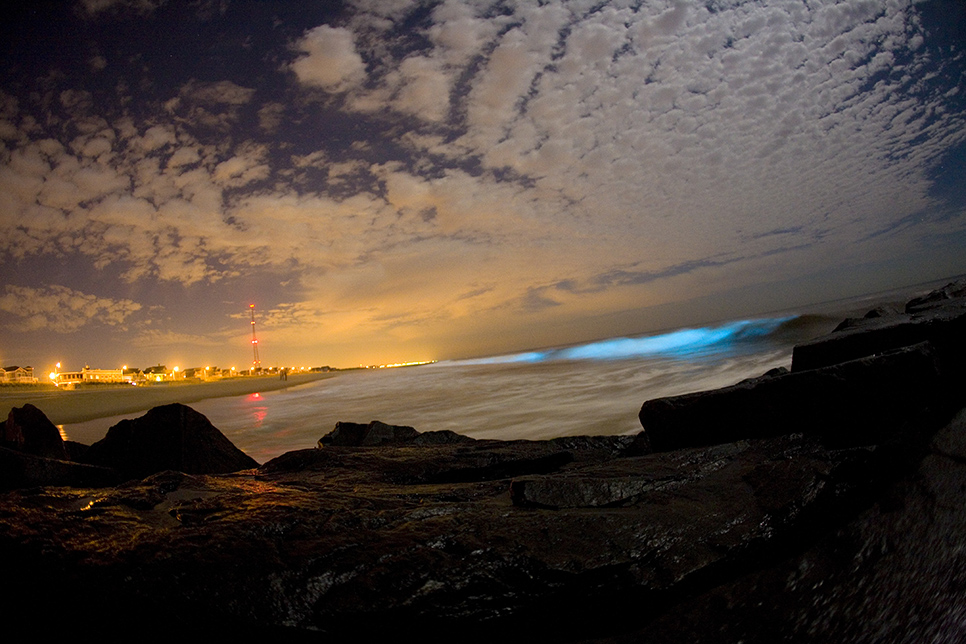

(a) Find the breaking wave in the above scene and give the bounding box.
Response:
[447,316,802,365]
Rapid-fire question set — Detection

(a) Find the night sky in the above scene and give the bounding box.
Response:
[1,0,965,371]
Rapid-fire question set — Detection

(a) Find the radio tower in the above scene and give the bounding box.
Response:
[249,303,260,371]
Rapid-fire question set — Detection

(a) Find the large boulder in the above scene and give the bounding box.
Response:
[639,342,944,452]
[625,406,966,643]
[791,280,966,375]
[318,420,420,446]
[266,439,578,484]
[1,403,69,460]
[83,403,259,480]
[0,445,119,490]
[0,407,942,641]
[905,279,966,312]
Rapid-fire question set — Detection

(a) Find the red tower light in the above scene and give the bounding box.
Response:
[249,304,260,370]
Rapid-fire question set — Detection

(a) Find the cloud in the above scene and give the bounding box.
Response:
[79,0,160,15]
[179,80,255,106]
[134,329,226,348]
[0,285,142,332]
[2,0,965,367]
[257,102,286,133]
[212,142,271,188]
[292,25,367,92]
[392,56,452,122]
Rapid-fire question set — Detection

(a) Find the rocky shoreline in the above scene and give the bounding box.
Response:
[2,280,966,641]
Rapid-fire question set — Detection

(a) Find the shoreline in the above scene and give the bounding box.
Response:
[0,373,337,426]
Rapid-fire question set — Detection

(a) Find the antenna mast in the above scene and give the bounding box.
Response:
[249,303,260,371]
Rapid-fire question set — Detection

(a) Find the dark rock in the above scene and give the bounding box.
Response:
[864,304,903,318]
[792,285,966,376]
[640,342,943,452]
[64,440,90,462]
[832,305,904,332]
[626,406,966,643]
[411,429,476,445]
[546,434,637,459]
[904,278,966,312]
[0,445,119,490]
[318,420,420,446]
[511,440,752,509]
[83,403,259,480]
[263,438,579,484]
[1,404,69,460]
[0,421,910,642]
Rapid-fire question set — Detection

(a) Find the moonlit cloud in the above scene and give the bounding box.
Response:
[0,0,964,367]
[292,25,367,91]
[0,285,141,332]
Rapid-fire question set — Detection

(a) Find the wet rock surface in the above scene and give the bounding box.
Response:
[617,408,966,644]
[2,280,966,641]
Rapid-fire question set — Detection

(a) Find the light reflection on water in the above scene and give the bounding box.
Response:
[63,346,794,463]
[60,283,951,463]
[61,314,836,463]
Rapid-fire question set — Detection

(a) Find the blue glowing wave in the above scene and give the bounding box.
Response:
[452,317,797,365]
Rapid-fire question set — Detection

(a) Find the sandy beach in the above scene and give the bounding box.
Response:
[0,372,337,426]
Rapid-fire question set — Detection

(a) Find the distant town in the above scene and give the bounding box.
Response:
[1,359,438,387]
[1,364,332,388]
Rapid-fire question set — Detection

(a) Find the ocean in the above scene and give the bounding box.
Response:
[61,311,861,462]
[61,280,955,463]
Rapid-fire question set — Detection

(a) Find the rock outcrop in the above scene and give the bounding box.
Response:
[82,403,259,480]
[791,280,966,376]
[0,445,119,490]
[1,403,69,459]
[0,403,118,490]
[639,341,945,452]
[2,279,966,640]
[318,419,420,446]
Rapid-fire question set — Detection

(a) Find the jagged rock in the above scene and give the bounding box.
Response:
[904,278,966,312]
[832,305,904,332]
[264,439,579,484]
[411,429,476,445]
[64,440,90,462]
[546,434,638,460]
[0,404,936,642]
[792,284,966,374]
[0,445,119,490]
[82,403,259,480]
[318,420,420,446]
[640,342,944,452]
[1,403,68,460]
[511,440,753,509]
[626,407,966,643]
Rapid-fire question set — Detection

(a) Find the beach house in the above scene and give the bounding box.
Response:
[1,366,36,383]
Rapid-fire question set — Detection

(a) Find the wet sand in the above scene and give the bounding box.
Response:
[0,373,337,425]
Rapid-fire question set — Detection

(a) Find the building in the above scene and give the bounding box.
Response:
[50,367,123,386]
[143,365,176,382]
[1,366,36,383]
[123,368,145,384]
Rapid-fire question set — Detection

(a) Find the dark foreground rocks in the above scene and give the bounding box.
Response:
[83,402,259,479]
[2,279,966,641]
[0,402,259,490]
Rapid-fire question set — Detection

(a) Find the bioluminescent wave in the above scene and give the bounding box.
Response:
[449,317,798,366]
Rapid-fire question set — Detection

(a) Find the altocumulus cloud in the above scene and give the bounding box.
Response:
[0,285,142,333]
[0,0,963,366]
